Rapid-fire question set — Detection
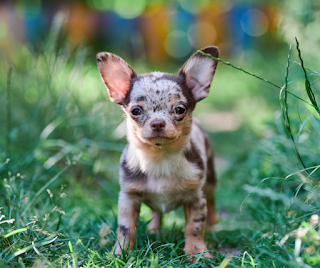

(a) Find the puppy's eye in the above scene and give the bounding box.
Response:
[174,106,186,115]
[131,107,142,116]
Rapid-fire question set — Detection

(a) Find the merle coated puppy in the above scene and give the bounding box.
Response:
[97,46,219,258]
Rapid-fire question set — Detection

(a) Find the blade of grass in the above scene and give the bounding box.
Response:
[198,50,316,108]
[240,163,320,212]
[197,50,281,89]
[3,228,27,238]
[6,67,12,163]
[294,62,320,79]
[21,165,70,216]
[295,37,320,116]
[279,45,307,170]
[297,114,313,138]
[68,241,76,268]
[6,234,58,262]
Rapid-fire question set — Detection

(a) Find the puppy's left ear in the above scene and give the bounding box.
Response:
[179,46,219,101]
[97,52,137,105]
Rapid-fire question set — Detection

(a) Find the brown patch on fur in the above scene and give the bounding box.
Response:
[193,120,217,228]
[121,159,147,182]
[193,215,206,223]
[203,152,218,229]
[136,96,146,102]
[179,78,197,110]
[119,225,129,235]
[190,195,207,211]
[204,183,218,229]
[122,76,145,107]
[194,120,217,187]
[206,153,216,187]
[184,141,204,173]
[153,73,197,111]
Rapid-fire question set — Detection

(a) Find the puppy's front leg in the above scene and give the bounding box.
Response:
[184,193,211,259]
[114,191,140,255]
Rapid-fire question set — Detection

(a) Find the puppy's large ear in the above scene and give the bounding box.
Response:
[97,52,137,105]
[179,46,219,102]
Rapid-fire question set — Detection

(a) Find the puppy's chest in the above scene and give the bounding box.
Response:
[140,187,197,213]
[122,141,207,212]
[125,159,204,213]
[128,176,201,213]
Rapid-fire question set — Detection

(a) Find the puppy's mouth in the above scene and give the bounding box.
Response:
[144,136,176,146]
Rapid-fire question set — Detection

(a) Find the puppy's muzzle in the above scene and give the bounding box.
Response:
[150,120,166,132]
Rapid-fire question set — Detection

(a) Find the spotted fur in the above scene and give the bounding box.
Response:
[97,46,219,259]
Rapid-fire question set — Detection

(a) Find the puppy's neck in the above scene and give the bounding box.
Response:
[126,129,191,177]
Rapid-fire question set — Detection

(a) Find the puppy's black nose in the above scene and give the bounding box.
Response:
[150,120,166,132]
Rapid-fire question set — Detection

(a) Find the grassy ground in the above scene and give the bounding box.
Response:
[1,26,320,267]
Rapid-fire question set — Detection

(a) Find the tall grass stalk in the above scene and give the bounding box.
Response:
[198,50,317,108]
[6,68,12,162]
[279,45,307,170]
[295,37,320,116]
[200,40,319,172]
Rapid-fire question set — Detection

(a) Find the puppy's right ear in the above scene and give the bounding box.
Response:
[97,52,137,105]
[179,46,219,102]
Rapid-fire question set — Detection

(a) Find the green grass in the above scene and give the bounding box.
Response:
[1,20,320,267]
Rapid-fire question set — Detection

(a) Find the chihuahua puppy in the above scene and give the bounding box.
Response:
[97,46,219,258]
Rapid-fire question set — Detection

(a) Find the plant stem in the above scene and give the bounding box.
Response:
[197,50,282,89]
[6,68,12,161]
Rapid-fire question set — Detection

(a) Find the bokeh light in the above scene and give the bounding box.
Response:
[0,21,7,39]
[89,0,113,11]
[165,30,192,58]
[178,0,209,15]
[114,0,146,19]
[240,9,269,37]
[24,87,39,104]
[188,21,217,49]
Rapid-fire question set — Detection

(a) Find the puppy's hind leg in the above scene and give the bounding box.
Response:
[148,211,163,234]
[184,193,211,259]
[204,151,218,230]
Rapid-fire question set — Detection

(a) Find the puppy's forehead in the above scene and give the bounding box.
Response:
[129,72,186,109]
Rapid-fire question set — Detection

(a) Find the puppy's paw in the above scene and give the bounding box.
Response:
[113,242,132,256]
[185,244,212,262]
[113,242,122,256]
[149,228,160,235]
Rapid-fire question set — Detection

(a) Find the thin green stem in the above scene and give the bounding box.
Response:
[295,37,320,115]
[197,50,282,89]
[279,45,306,170]
[197,50,317,109]
[6,68,12,162]
[21,165,70,216]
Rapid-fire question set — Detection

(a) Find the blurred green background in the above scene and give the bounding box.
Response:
[1,0,319,171]
[1,0,320,267]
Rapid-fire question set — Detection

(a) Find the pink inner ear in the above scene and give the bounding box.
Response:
[98,54,135,104]
[105,61,132,103]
